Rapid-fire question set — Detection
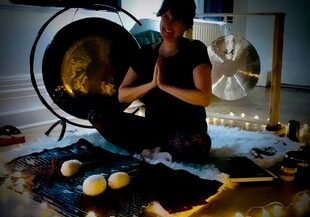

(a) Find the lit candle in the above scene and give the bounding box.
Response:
[296,193,310,210]
[301,124,309,141]
[16,178,25,186]
[234,212,244,217]
[245,122,249,130]
[301,192,310,203]
[253,123,258,130]
[241,113,245,118]
[86,211,97,217]
[14,184,24,192]
[229,112,235,117]
[12,171,22,178]
[41,202,48,217]
[254,115,259,120]
[262,209,270,217]
[3,177,12,187]
[14,178,25,192]
[272,204,283,217]
[295,200,306,214]
[22,191,30,204]
[40,202,48,209]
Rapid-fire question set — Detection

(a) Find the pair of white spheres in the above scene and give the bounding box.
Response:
[83,172,130,196]
[59,159,130,196]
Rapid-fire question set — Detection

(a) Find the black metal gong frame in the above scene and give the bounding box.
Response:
[30,4,141,141]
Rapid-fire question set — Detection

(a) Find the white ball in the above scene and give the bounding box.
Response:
[108,172,130,190]
[60,159,82,177]
[83,174,107,196]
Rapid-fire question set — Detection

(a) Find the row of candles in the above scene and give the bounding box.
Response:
[206,116,266,131]
[0,171,57,217]
[133,107,310,142]
[234,190,310,217]
[206,112,309,140]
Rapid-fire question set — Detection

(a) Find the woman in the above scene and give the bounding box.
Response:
[89,0,212,164]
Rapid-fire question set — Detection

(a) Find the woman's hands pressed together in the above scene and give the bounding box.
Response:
[153,56,165,89]
[155,56,166,89]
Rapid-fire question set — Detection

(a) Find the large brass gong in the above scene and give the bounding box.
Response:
[207,35,260,100]
[42,18,139,119]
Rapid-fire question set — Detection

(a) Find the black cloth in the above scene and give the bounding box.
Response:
[2,139,222,216]
[89,37,212,163]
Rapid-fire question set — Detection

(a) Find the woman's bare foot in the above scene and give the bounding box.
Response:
[141,147,172,162]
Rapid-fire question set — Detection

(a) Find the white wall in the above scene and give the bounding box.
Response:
[234,0,310,87]
[0,2,135,128]
[122,0,162,20]
[121,0,162,31]
[0,3,127,78]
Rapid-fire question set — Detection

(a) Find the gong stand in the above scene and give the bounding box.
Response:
[30,4,141,141]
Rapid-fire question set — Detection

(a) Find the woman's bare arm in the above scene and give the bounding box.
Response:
[157,61,212,107]
[118,67,157,103]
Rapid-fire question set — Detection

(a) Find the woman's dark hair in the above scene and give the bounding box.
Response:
[157,0,196,29]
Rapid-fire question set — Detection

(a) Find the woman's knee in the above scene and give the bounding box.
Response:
[166,131,212,164]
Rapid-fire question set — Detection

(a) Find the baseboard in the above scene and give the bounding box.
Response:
[281,83,310,91]
[2,107,68,129]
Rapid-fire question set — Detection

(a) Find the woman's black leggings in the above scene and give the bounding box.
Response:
[88,109,211,164]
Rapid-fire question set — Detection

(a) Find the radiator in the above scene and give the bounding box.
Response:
[192,20,226,46]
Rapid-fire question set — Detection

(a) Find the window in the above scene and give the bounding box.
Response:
[9,0,122,8]
[197,0,234,22]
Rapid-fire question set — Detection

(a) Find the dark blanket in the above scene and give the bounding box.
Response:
[3,138,222,216]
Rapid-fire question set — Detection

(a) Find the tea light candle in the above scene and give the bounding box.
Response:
[301,124,310,144]
[234,212,244,217]
[41,202,48,217]
[22,192,30,204]
[86,211,97,217]
[253,123,258,130]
